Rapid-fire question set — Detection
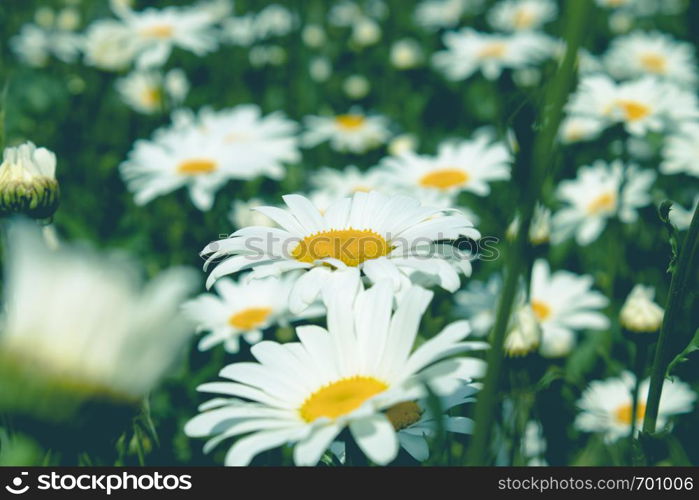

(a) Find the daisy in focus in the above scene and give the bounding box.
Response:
[529,259,609,358]
[487,0,557,33]
[433,28,554,81]
[662,122,699,177]
[552,160,656,246]
[202,191,480,313]
[575,372,696,443]
[604,31,698,87]
[301,111,392,154]
[182,274,323,353]
[116,68,189,115]
[185,282,487,466]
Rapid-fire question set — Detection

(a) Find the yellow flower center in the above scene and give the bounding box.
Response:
[531,300,552,321]
[615,100,651,122]
[335,114,366,130]
[176,159,218,176]
[228,307,273,330]
[351,185,372,193]
[639,53,667,74]
[419,168,469,190]
[291,229,392,267]
[141,24,174,39]
[478,42,507,59]
[299,376,388,422]
[141,87,162,107]
[514,10,535,29]
[614,402,646,425]
[586,192,616,215]
[386,401,423,430]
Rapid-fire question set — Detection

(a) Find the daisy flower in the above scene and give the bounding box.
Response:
[182,274,323,353]
[115,68,189,115]
[552,160,656,246]
[308,166,385,212]
[11,21,82,67]
[0,220,197,415]
[604,32,697,87]
[529,259,609,358]
[669,196,698,231]
[83,19,140,71]
[558,116,606,144]
[487,0,557,33]
[433,28,554,81]
[184,281,487,466]
[662,122,699,177]
[454,274,502,336]
[566,75,669,136]
[619,285,663,334]
[379,136,512,198]
[301,111,392,154]
[415,0,483,31]
[202,191,480,313]
[575,372,696,443]
[229,198,276,229]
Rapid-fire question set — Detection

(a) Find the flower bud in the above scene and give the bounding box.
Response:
[505,304,541,357]
[0,142,59,219]
[620,285,663,334]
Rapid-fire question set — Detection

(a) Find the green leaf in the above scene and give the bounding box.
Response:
[667,328,699,378]
[658,200,679,273]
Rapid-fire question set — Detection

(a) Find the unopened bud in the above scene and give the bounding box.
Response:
[620,285,663,334]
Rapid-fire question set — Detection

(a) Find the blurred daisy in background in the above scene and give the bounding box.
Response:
[454,274,502,337]
[222,3,297,46]
[116,68,189,115]
[433,28,554,81]
[575,372,696,443]
[202,191,480,312]
[487,0,557,33]
[182,274,322,353]
[302,111,392,154]
[604,31,698,87]
[380,136,511,199]
[11,11,82,67]
[83,19,140,71]
[185,282,486,466]
[229,198,276,229]
[390,38,424,69]
[669,196,699,231]
[552,160,656,246]
[558,116,606,144]
[415,0,483,31]
[662,122,699,177]
[529,259,609,358]
[619,284,663,334]
[307,166,385,212]
[0,220,197,420]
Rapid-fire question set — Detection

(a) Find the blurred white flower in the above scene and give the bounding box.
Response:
[530,259,609,358]
[388,134,419,156]
[662,123,699,178]
[83,19,139,71]
[56,7,82,31]
[552,160,656,246]
[575,372,695,443]
[619,285,663,333]
[229,198,277,229]
[11,22,82,67]
[302,110,392,154]
[307,165,385,212]
[309,57,332,82]
[604,31,697,87]
[504,304,541,357]
[249,45,287,67]
[559,116,606,144]
[669,196,698,231]
[507,204,552,245]
[116,68,189,114]
[343,75,371,99]
[351,17,382,47]
[522,421,548,466]
[0,220,198,403]
[390,39,424,69]
[454,274,502,337]
[487,0,557,32]
[433,28,554,81]
[415,0,483,31]
[301,24,326,48]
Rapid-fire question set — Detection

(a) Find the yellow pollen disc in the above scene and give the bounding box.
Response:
[141,87,162,107]
[176,159,218,176]
[335,114,366,130]
[514,10,535,29]
[351,185,372,193]
[299,376,388,422]
[531,300,552,321]
[639,53,667,74]
[386,401,423,430]
[616,100,651,122]
[291,228,391,267]
[419,168,470,190]
[615,402,646,425]
[478,42,507,59]
[228,307,273,330]
[141,24,174,39]
[586,192,616,215]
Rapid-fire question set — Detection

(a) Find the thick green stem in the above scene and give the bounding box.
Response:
[643,203,699,434]
[465,0,592,466]
[629,341,648,441]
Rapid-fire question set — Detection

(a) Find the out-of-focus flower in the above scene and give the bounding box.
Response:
[308,166,385,212]
[487,0,557,32]
[604,32,697,87]
[83,20,139,71]
[415,0,483,31]
[529,259,609,358]
[309,57,332,82]
[116,68,189,114]
[454,274,502,337]
[506,204,552,245]
[380,136,511,199]
[575,372,695,443]
[433,29,555,81]
[185,282,486,466]
[662,122,699,178]
[249,45,287,67]
[301,24,326,48]
[552,160,655,246]
[202,191,480,312]
[182,274,323,353]
[0,220,198,423]
[558,116,606,144]
[229,198,276,229]
[302,110,392,154]
[619,285,664,334]
[504,304,542,357]
[351,17,382,47]
[343,75,371,99]
[0,142,59,219]
[390,39,424,69]
[388,134,419,156]
[522,421,548,466]
[669,196,699,231]
[11,21,82,67]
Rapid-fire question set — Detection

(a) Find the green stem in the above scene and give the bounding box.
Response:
[643,203,699,434]
[465,0,592,466]
[629,341,648,442]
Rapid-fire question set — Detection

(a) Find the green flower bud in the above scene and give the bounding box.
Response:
[0,142,60,219]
